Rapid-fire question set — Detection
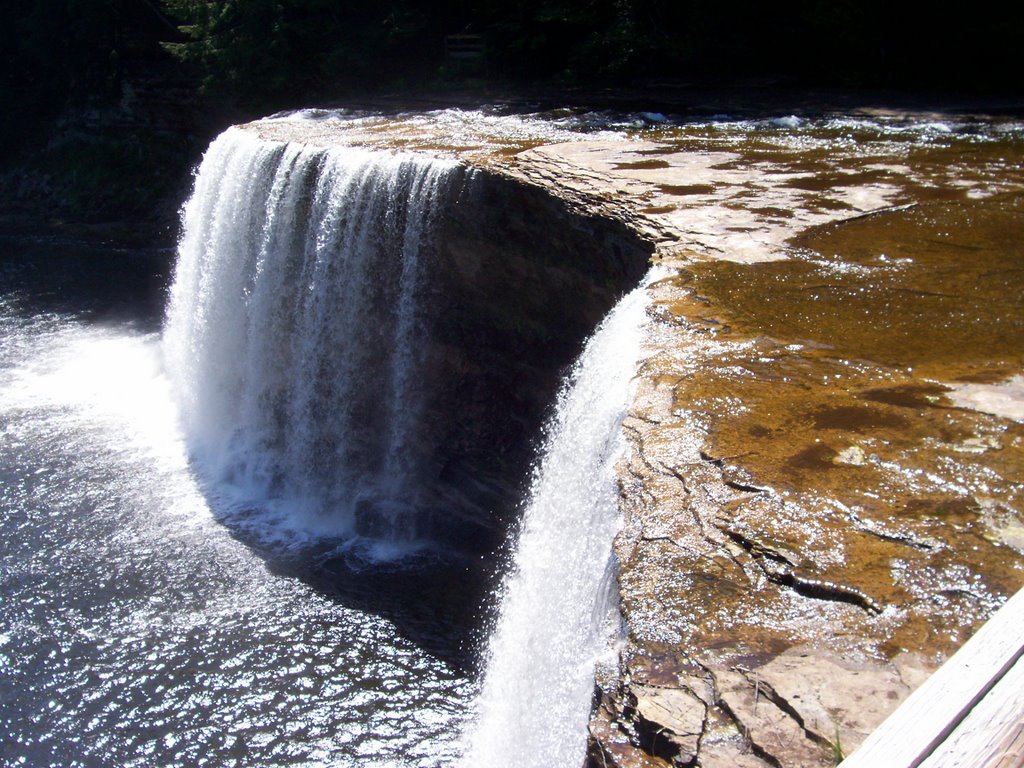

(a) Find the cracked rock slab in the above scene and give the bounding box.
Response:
[630,684,706,763]
[590,119,1024,768]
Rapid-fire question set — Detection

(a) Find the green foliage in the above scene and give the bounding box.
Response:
[6,0,1022,123]
[4,0,1023,158]
[830,722,845,765]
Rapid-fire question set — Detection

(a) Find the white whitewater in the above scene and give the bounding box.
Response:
[165,122,656,763]
[163,127,457,548]
[463,274,654,768]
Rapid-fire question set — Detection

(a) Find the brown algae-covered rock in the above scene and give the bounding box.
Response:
[241,110,1024,767]
[570,120,1024,768]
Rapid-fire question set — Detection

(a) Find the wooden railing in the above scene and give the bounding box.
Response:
[841,587,1024,767]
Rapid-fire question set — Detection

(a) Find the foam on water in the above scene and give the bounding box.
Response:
[2,328,180,455]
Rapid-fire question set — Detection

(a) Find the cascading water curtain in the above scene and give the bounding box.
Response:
[163,127,457,547]
[463,272,656,768]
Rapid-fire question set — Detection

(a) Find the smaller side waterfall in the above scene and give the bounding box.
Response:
[163,128,458,549]
[462,273,654,768]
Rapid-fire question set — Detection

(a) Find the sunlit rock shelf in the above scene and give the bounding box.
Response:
[243,109,1024,768]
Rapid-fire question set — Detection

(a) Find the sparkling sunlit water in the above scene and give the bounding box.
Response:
[0,243,472,768]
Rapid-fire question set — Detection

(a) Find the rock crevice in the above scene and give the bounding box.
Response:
[501,128,1024,768]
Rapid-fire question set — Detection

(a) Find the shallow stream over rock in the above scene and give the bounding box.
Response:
[566,113,1024,768]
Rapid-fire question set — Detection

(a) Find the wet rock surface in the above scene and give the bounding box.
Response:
[243,109,1024,766]
[511,121,1024,767]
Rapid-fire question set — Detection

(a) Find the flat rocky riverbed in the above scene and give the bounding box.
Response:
[250,107,1024,766]
[513,115,1024,768]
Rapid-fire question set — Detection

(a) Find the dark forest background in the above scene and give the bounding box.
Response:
[2,0,1022,235]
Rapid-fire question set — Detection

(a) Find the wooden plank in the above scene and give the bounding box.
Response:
[918,652,1024,768]
[840,587,1024,767]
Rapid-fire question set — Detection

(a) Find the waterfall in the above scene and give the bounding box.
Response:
[462,274,654,768]
[164,122,654,762]
[163,127,457,550]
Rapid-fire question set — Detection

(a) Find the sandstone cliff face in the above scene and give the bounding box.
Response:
[413,166,652,546]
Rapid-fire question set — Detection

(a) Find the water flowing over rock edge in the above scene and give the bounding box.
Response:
[462,270,659,768]
[166,124,652,560]
[179,114,1024,768]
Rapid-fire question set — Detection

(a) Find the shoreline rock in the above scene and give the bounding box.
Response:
[503,127,1024,768]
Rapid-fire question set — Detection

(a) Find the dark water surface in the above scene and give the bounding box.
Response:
[0,236,474,767]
